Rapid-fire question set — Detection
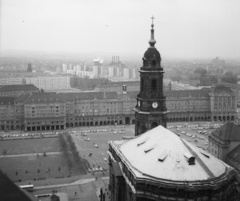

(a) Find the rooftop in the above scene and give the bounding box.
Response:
[0,97,15,105]
[111,126,232,182]
[0,170,37,201]
[0,84,39,92]
[212,85,234,94]
[59,92,118,101]
[165,89,210,98]
[24,93,65,104]
[211,122,240,141]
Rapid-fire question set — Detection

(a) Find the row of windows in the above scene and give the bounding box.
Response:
[27,121,64,125]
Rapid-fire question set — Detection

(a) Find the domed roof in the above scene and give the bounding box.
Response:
[117,125,232,181]
[144,47,161,61]
[143,20,161,61]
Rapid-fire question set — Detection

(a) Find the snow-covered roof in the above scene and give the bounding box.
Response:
[112,126,232,182]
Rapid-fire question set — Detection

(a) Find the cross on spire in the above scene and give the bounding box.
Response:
[149,16,156,47]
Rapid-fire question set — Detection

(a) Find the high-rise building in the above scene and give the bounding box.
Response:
[134,20,168,136]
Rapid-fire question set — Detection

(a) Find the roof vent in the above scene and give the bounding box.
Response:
[137,141,146,146]
[144,147,154,153]
[184,153,195,165]
[201,152,210,158]
[158,152,168,162]
[144,144,156,153]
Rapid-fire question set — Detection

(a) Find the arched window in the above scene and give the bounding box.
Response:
[151,79,157,92]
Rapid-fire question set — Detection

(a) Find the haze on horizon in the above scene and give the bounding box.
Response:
[1,0,240,59]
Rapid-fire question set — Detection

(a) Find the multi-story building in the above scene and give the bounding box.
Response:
[219,81,240,108]
[123,68,129,79]
[0,77,23,85]
[25,76,71,91]
[59,90,136,128]
[0,84,39,97]
[22,93,66,131]
[209,85,237,121]
[109,126,240,201]
[0,97,15,131]
[208,122,240,163]
[166,89,211,122]
[0,85,237,131]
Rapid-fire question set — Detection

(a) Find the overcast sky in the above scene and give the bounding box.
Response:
[1,0,240,59]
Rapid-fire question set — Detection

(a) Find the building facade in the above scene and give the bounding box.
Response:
[0,77,23,85]
[209,85,237,122]
[135,21,167,135]
[0,97,15,131]
[0,85,237,131]
[25,76,71,91]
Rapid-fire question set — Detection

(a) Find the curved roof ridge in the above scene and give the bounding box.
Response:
[117,125,230,181]
[181,139,215,178]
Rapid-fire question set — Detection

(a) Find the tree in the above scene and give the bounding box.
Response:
[221,71,238,84]
[194,68,207,76]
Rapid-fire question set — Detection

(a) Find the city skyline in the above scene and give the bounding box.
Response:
[1,0,240,59]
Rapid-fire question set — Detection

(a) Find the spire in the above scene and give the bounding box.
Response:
[149,16,156,47]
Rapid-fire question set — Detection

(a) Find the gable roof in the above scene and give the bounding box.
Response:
[0,97,15,105]
[24,93,65,104]
[213,85,234,94]
[0,84,39,92]
[14,93,32,103]
[227,145,240,163]
[0,170,37,201]
[211,122,240,141]
[59,92,118,101]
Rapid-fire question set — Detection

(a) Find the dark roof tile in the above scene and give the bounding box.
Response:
[0,97,15,105]
[212,122,240,141]
[0,84,39,92]
[24,93,65,104]
[165,89,210,98]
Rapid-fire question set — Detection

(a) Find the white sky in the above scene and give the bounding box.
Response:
[1,0,240,58]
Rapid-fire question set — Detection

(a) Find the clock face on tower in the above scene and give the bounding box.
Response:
[152,102,158,108]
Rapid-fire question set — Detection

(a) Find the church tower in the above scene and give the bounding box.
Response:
[135,17,168,136]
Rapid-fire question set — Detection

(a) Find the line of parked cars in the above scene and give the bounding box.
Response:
[1,131,62,139]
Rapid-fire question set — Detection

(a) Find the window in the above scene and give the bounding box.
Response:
[151,79,156,92]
